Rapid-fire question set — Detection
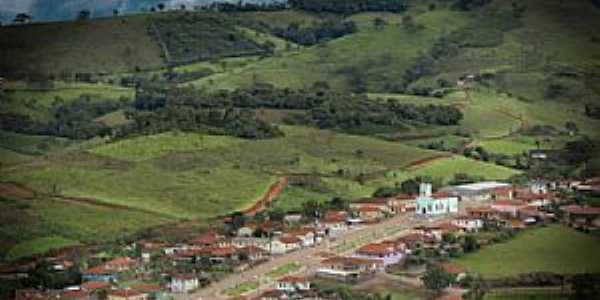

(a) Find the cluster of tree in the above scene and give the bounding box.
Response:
[151,14,273,65]
[270,20,357,46]
[451,0,493,11]
[585,103,600,119]
[305,99,463,130]
[0,96,126,139]
[288,0,409,14]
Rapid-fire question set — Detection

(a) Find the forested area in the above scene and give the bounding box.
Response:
[269,20,357,46]
[288,0,409,14]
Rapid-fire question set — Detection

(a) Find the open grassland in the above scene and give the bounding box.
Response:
[1,126,439,220]
[191,9,469,92]
[1,81,134,121]
[455,225,600,278]
[0,130,73,156]
[0,15,164,76]
[0,196,169,261]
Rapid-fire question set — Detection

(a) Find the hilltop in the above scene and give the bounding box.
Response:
[0,0,599,261]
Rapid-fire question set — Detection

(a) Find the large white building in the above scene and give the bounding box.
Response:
[416,183,459,216]
[449,181,512,201]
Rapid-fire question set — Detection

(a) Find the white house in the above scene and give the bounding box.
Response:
[353,242,405,267]
[170,274,198,293]
[321,211,349,235]
[276,276,311,292]
[451,217,484,232]
[270,236,301,255]
[416,183,459,216]
[450,181,512,201]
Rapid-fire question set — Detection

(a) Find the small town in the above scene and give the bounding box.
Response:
[7,177,600,300]
[2,0,600,299]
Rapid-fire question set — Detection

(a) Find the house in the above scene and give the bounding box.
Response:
[108,289,146,300]
[491,200,528,218]
[206,246,237,263]
[397,233,439,251]
[131,284,164,300]
[284,228,316,247]
[270,236,302,254]
[452,216,484,232]
[284,213,303,224]
[170,274,199,293]
[449,181,512,201]
[416,223,464,240]
[350,198,392,215]
[466,206,497,220]
[237,246,268,262]
[317,256,383,282]
[276,276,311,292]
[231,237,270,251]
[561,205,600,231]
[416,183,459,216]
[515,193,554,208]
[82,266,118,282]
[321,211,348,235]
[61,289,92,300]
[81,281,111,293]
[236,226,255,237]
[190,232,227,248]
[354,242,405,267]
[440,263,468,283]
[389,194,417,213]
[356,206,384,222]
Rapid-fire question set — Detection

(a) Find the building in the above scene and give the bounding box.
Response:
[450,182,512,201]
[170,274,199,293]
[321,211,349,235]
[231,237,270,251]
[237,245,268,262]
[452,216,484,232]
[416,183,458,216]
[276,276,311,292]
[466,206,497,220]
[284,228,316,247]
[259,289,288,300]
[356,206,384,222]
[353,242,405,267]
[561,205,600,231]
[270,236,302,254]
[108,289,146,300]
[491,200,528,218]
[317,256,383,282]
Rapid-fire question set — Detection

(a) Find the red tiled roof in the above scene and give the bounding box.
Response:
[323,211,347,223]
[356,243,397,256]
[278,276,309,283]
[238,245,266,255]
[561,205,600,215]
[83,265,111,275]
[432,192,453,199]
[190,232,221,245]
[322,256,382,266]
[441,263,467,275]
[492,200,526,207]
[109,289,143,298]
[61,290,89,299]
[516,193,553,201]
[131,284,162,293]
[105,257,135,267]
[210,246,237,257]
[81,281,110,291]
[172,273,197,280]
[279,235,301,244]
[358,206,380,212]
[467,206,494,213]
[284,227,315,237]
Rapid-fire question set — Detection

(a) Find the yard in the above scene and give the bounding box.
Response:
[455,225,600,278]
[266,262,302,279]
[223,281,258,297]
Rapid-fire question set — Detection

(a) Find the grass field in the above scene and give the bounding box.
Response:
[191,9,469,92]
[223,281,258,297]
[266,262,301,279]
[0,130,73,156]
[0,196,169,261]
[455,225,600,278]
[0,15,164,76]
[1,81,134,121]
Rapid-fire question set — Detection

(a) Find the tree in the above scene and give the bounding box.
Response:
[157,3,166,11]
[565,121,578,135]
[422,264,454,293]
[14,13,32,24]
[462,235,479,253]
[373,17,387,30]
[570,274,600,299]
[77,10,91,21]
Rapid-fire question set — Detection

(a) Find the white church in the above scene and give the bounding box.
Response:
[416,183,459,216]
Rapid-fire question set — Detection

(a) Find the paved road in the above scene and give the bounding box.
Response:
[179,213,449,300]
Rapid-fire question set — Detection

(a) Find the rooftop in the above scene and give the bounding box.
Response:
[453,181,510,191]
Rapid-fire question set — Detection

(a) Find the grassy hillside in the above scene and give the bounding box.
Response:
[0,15,164,77]
[190,9,469,92]
[455,225,600,278]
